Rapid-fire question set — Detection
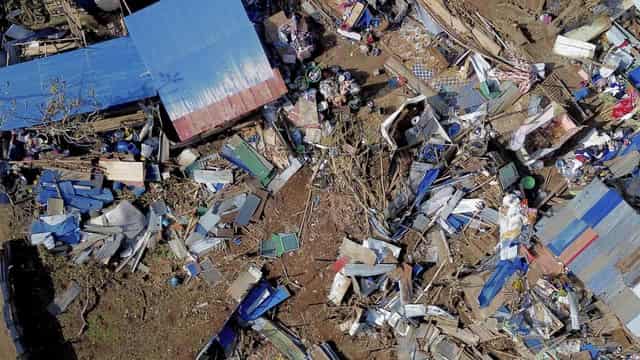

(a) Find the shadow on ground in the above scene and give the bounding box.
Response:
[10,240,77,360]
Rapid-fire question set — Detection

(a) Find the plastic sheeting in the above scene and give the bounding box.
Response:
[31,214,81,245]
[478,257,528,308]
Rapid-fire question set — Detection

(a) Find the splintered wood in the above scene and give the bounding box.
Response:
[327,113,387,218]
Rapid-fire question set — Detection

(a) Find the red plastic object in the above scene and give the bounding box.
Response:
[332,256,350,272]
[613,97,635,118]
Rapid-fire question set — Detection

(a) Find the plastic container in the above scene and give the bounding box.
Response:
[520,176,536,190]
[573,87,590,101]
[168,276,182,288]
[628,67,640,89]
[115,141,140,156]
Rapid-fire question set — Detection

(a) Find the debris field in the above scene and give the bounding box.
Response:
[2,0,640,360]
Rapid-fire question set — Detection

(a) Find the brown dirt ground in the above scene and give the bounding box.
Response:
[30,167,398,360]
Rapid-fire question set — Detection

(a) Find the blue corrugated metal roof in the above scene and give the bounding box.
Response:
[593,201,630,236]
[540,179,640,336]
[0,37,155,130]
[584,265,623,301]
[547,218,588,256]
[124,0,286,141]
[124,0,274,121]
[536,204,577,245]
[610,288,640,324]
[570,179,610,218]
[582,189,623,227]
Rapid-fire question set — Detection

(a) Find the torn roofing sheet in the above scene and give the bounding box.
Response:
[0,36,155,130]
[125,0,287,141]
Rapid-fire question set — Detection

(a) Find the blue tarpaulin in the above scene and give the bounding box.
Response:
[355,8,374,29]
[580,344,600,359]
[0,37,155,130]
[478,257,528,308]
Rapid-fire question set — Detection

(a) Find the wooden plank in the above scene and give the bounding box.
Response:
[471,27,502,56]
[419,0,472,37]
[90,111,146,133]
[343,2,365,29]
[98,160,145,183]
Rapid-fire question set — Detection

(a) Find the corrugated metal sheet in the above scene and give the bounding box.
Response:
[536,205,577,245]
[568,204,639,284]
[609,288,640,324]
[628,314,640,336]
[570,179,610,218]
[538,179,640,337]
[582,189,623,227]
[0,37,155,130]
[125,0,287,141]
[593,201,630,236]
[623,266,640,288]
[558,227,597,265]
[584,266,623,302]
[547,218,588,256]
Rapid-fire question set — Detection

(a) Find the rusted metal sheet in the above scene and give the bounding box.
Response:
[171,72,287,140]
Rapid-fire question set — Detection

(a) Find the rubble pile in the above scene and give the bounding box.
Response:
[5,0,640,359]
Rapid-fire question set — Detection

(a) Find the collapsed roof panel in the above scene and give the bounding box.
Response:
[0,36,156,130]
[125,0,287,141]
